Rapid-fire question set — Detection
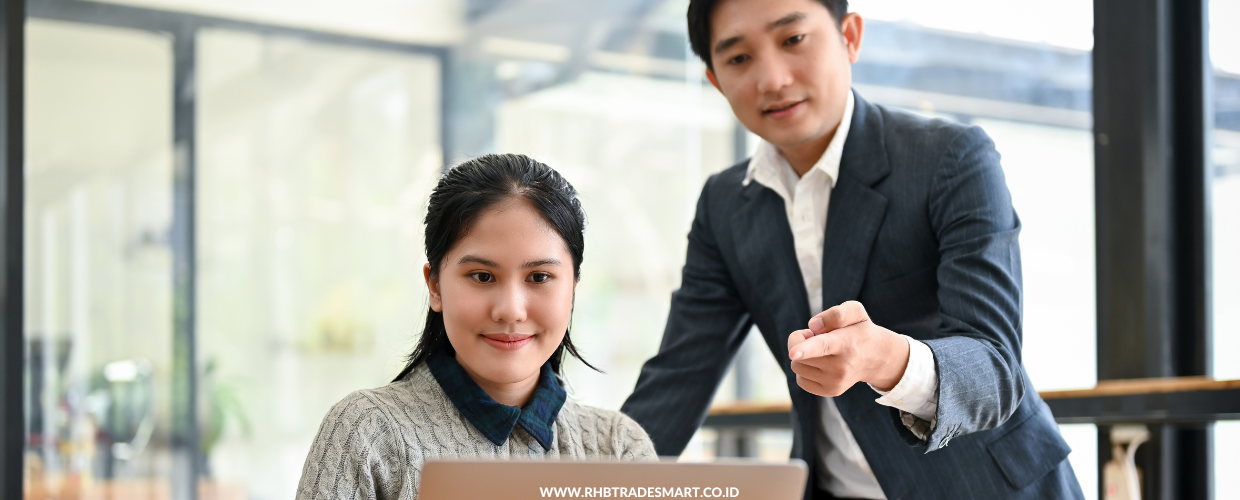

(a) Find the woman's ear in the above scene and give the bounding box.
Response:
[424,263,443,312]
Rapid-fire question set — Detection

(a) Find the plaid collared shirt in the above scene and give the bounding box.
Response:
[426,349,567,451]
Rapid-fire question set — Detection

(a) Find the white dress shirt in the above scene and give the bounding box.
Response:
[742,91,939,499]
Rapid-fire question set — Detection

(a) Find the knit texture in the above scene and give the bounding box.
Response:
[296,363,659,500]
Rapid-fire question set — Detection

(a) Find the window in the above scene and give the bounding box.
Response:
[846,0,1099,494]
[196,30,441,498]
[1209,0,1239,496]
[24,19,175,497]
[472,0,746,458]
[23,1,1230,498]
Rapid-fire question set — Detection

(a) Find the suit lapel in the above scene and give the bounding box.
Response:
[731,179,825,478]
[731,180,811,332]
[820,92,891,313]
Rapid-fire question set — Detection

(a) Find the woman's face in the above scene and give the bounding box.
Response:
[426,198,576,393]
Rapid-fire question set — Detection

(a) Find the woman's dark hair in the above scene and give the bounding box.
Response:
[687,0,848,71]
[392,153,598,382]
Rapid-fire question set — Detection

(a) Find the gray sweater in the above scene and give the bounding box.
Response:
[296,363,659,500]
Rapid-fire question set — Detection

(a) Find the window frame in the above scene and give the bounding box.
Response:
[2,1,446,498]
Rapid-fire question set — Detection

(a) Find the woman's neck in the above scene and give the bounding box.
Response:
[459,363,541,407]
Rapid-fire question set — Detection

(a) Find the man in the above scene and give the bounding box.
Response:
[620,0,1084,499]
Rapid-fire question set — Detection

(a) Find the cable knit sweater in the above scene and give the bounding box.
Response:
[296,363,659,500]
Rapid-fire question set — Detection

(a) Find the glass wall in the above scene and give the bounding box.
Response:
[24,19,175,498]
[1210,0,1240,497]
[16,0,1142,497]
[846,0,1100,495]
[1210,0,1239,382]
[474,0,1103,469]
[196,30,441,499]
[457,0,747,460]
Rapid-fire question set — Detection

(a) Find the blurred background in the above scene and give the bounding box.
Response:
[16,0,1238,498]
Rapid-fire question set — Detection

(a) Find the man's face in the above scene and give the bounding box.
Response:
[706,0,861,151]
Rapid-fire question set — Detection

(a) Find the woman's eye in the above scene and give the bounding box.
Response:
[529,273,551,283]
[471,272,494,283]
[727,54,749,65]
[785,34,805,46]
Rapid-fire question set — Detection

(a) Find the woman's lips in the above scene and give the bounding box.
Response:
[481,333,534,350]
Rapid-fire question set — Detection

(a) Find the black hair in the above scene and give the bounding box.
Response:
[392,153,598,382]
[687,0,848,71]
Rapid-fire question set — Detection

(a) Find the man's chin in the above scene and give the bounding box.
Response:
[762,130,826,151]
[746,118,813,144]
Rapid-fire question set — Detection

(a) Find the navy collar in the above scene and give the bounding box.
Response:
[426,349,566,451]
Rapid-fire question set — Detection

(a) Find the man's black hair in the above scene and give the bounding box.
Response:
[687,0,848,71]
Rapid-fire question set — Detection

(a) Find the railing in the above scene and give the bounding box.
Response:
[701,377,1240,451]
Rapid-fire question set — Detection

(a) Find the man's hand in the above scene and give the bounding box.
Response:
[787,301,911,397]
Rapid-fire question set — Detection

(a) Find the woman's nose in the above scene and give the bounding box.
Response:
[491,281,528,324]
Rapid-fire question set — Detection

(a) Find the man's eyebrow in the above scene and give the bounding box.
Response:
[767,12,807,31]
[458,255,499,267]
[713,12,808,54]
[714,35,743,54]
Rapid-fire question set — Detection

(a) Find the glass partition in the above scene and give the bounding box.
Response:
[24,18,175,498]
[847,0,1099,495]
[471,0,1102,473]
[196,29,441,499]
[1210,0,1239,383]
[1209,0,1239,497]
[16,0,1172,497]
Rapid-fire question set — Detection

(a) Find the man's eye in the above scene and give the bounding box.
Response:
[785,34,805,46]
[529,273,551,283]
[471,272,494,283]
[727,54,749,65]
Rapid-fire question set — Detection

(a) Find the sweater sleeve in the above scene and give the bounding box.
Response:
[612,412,660,462]
[296,392,409,500]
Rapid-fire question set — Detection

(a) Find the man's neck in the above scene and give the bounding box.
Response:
[778,127,836,178]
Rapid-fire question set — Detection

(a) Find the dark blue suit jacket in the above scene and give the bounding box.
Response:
[621,92,1083,499]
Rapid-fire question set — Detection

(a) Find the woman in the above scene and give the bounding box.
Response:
[296,154,658,500]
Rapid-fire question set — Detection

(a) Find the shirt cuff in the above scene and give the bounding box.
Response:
[869,335,939,422]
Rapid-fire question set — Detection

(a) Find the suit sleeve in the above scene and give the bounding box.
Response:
[907,125,1026,453]
[620,173,752,457]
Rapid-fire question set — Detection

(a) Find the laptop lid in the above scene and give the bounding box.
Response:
[419,460,808,500]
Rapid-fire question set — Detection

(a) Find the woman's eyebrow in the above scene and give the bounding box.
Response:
[458,255,500,267]
[457,255,561,268]
[523,258,562,268]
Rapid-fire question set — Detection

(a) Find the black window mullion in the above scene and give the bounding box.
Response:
[0,0,24,497]
[170,25,201,500]
[1094,0,1213,498]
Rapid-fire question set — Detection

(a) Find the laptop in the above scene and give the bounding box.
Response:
[419,459,807,500]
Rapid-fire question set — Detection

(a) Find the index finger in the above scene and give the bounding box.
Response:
[789,330,840,361]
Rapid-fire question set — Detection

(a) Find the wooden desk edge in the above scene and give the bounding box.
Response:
[1039,377,1240,400]
[706,377,1240,416]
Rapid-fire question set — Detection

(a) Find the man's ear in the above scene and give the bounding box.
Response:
[840,12,865,63]
[706,68,722,93]
[424,263,443,312]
